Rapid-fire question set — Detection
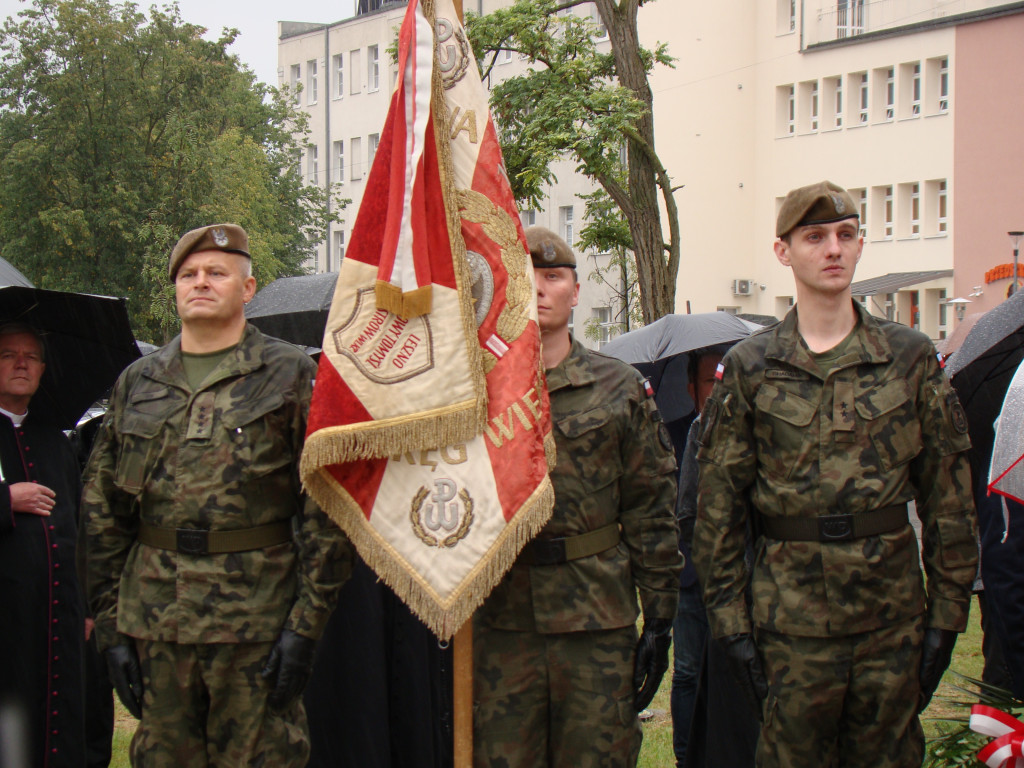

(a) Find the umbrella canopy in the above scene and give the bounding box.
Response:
[988,357,1024,504]
[0,286,141,430]
[935,312,983,358]
[601,312,760,422]
[0,256,33,288]
[244,272,338,349]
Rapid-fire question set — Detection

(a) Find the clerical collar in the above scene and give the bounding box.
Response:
[0,405,27,426]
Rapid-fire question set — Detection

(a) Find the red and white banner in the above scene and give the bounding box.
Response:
[301,0,554,638]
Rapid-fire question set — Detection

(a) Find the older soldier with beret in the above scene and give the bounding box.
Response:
[693,181,978,767]
[82,224,352,767]
[473,226,682,767]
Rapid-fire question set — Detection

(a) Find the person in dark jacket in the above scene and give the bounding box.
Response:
[0,322,88,767]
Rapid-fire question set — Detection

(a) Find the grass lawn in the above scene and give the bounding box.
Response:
[107,595,986,768]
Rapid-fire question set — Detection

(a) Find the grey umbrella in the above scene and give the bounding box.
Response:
[244,272,338,349]
[601,312,760,423]
[0,257,33,288]
[988,356,1024,504]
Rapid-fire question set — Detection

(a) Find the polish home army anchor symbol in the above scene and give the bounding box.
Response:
[411,476,475,548]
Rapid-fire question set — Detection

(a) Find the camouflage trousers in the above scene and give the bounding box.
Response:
[473,624,641,768]
[129,639,310,768]
[756,614,925,768]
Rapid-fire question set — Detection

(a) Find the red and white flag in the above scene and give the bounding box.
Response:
[301,0,554,638]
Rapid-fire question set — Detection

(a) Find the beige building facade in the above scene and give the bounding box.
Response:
[639,0,1024,340]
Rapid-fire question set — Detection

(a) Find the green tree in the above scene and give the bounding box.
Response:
[0,0,340,342]
[467,0,680,323]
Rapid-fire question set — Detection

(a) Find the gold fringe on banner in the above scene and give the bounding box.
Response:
[304,465,554,640]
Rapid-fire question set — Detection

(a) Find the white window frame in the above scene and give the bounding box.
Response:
[560,205,574,248]
[910,183,920,236]
[332,54,344,99]
[520,209,536,228]
[885,67,894,121]
[837,0,864,38]
[307,144,318,185]
[884,185,893,239]
[368,133,379,168]
[332,230,345,269]
[593,306,614,348]
[937,180,947,233]
[857,72,868,124]
[332,140,344,184]
[939,57,949,113]
[350,49,361,94]
[290,63,301,105]
[367,45,379,92]
[307,59,318,105]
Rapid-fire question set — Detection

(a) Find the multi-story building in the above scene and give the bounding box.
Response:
[277,0,625,349]
[640,0,1024,339]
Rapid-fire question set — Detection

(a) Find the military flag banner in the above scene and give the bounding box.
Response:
[301,0,554,638]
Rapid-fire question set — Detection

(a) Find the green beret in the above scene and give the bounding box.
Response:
[168,223,251,280]
[776,181,858,238]
[525,226,576,269]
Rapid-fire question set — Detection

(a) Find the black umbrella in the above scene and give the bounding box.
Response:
[244,273,338,349]
[601,312,761,422]
[0,287,141,430]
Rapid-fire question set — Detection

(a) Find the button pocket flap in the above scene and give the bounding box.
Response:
[854,378,910,420]
[221,392,285,429]
[754,383,816,427]
[129,385,170,405]
[555,406,612,439]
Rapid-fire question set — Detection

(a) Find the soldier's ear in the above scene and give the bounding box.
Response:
[774,239,791,267]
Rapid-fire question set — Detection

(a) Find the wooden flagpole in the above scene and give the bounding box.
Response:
[449,0,473,758]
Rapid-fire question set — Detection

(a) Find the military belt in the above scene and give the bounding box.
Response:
[760,504,908,543]
[519,523,621,566]
[137,520,293,555]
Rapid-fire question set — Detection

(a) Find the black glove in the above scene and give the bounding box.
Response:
[261,628,317,710]
[105,643,143,719]
[918,628,957,712]
[633,617,673,712]
[720,633,768,722]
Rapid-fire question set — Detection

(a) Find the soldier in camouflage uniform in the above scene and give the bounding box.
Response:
[82,224,351,767]
[693,182,978,768]
[473,226,682,768]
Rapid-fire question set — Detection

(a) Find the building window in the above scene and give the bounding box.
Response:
[333,54,344,98]
[350,136,362,180]
[307,145,318,184]
[521,209,536,228]
[885,67,894,120]
[333,230,345,268]
[593,8,608,39]
[910,183,920,235]
[911,63,921,115]
[939,57,949,112]
[290,64,301,105]
[837,0,864,38]
[350,49,361,94]
[307,59,318,104]
[857,72,868,124]
[368,133,379,168]
[831,75,843,128]
[937,180,947,233]
[776,84,795,137]
[849,188,867,238]
[560,205,574,248]
[884,185,893,239]
[809,81,819,131]
[368,45,379,92]
[593,307,614,348]
[332,140,344,183]
[499,48,513,64]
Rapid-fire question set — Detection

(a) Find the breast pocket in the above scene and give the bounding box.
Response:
[220,392,291,478]
[855,378,922,471]
[554,406,622,495]
[753,383,818,481]
[116,387,177,494]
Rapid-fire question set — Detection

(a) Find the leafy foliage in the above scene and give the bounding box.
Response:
[466,0,680,322]
[924,672,1024,767]
[0,0,341,341]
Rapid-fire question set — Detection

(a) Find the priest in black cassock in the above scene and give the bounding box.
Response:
[0,323,87,768]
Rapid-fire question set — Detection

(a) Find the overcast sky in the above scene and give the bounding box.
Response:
[0,0,358,86]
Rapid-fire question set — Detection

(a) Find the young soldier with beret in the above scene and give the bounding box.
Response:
[693,181,978,767]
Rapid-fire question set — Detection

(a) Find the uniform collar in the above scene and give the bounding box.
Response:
[145,323,266,390]
[765,301,893,378]
[545,336,597,393]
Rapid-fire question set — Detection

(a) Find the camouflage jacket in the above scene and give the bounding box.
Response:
[478,337,681,633]
[82,324,351,652]
[694,303,977,639]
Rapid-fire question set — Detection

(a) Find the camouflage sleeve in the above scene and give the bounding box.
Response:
[80,373,138,652]
[911,351,978,632]
[284,360,353,641]
[693,363,759,639]
[618,377,682,621]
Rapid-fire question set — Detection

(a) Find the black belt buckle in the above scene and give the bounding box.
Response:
[818,514,854,542]
[527,537,566,566]
[177,528,209,555]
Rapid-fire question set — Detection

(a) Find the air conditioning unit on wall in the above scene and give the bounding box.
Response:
[732,278,753,296]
